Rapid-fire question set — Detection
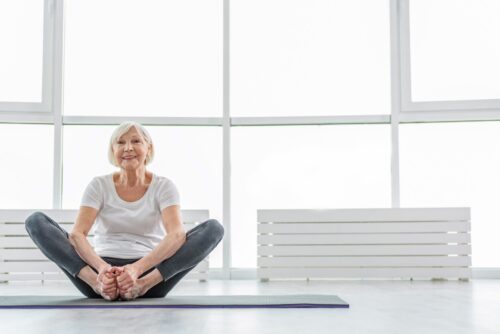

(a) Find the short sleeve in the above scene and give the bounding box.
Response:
[80,177,103,210]
[158,178,181,211]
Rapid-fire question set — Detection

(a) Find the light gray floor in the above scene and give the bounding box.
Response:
[0,279,499,334]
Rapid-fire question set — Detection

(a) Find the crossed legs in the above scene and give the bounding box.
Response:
[25,212,224,300]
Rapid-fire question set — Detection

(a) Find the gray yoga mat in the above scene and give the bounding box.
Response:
[0,294,349,309]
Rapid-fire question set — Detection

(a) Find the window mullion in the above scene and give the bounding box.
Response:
[51,0,64,209]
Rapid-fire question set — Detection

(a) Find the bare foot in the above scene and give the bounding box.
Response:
[119,279,147,301]
[94,272,120,301]
[94,284,119,301]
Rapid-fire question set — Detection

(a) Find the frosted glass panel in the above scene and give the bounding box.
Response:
[410,0,500,101]
[231,125,391,267]
[0,125,53,209]
[400,122,500,267]
[0,0,43,102]
[64,0,221,116]
[231,0,390,116]
[62,125,223,267]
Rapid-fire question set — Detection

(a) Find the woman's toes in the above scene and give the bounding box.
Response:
[107,289,120,301]
[94,285,119,301]
[119,282,145,301]
[120,289,139,301]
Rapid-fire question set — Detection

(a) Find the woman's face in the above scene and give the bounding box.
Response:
[113,127,150,170]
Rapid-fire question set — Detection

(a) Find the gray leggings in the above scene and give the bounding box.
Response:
[25,212,224,299]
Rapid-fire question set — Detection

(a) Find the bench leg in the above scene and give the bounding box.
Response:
[431,278,448,281]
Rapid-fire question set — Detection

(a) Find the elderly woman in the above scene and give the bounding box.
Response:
[25,121,224,301]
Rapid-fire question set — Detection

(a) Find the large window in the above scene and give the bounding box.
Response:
[3,0,500,275]
[0,0,44,103]
[0,124,53,209]
[231,0,390,116]
[231,125,391,267]
[63,0,222,117]
[409,0,500,102]
[400,122,500,267]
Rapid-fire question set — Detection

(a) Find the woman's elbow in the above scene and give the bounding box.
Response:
[177,231,187,244]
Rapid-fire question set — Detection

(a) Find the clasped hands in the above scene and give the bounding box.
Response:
[97,264,142,301]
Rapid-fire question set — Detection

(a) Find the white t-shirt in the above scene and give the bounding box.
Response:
[80,173,180,259]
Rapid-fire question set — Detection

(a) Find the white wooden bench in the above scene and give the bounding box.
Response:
[0,209,210,283]
[257,208,471,281]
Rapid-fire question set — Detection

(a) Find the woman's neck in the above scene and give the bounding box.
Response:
[116,168,150,187]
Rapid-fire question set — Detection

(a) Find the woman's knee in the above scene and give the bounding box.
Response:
[203,219,224,241]
[25,211,49,234]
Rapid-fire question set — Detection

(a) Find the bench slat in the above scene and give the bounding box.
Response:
[0,210,79,222]
[258,233,470,245]
[258,222,471,233]
[0,209,209,223]
[1,248,213,262]
[258,208,470,223]
[258,256,471,267]
[258,245,471,256]
[257,267,472,279]
[0,222,201,235]
[0,237,94,248]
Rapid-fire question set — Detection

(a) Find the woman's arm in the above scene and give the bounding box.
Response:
[69,206,110,273]
[131,205,186,276]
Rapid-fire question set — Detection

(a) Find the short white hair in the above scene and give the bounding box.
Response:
[108,121,155,167]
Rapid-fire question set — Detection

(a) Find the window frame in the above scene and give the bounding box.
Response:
[399,0,500,114]
[0,0,55,113]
